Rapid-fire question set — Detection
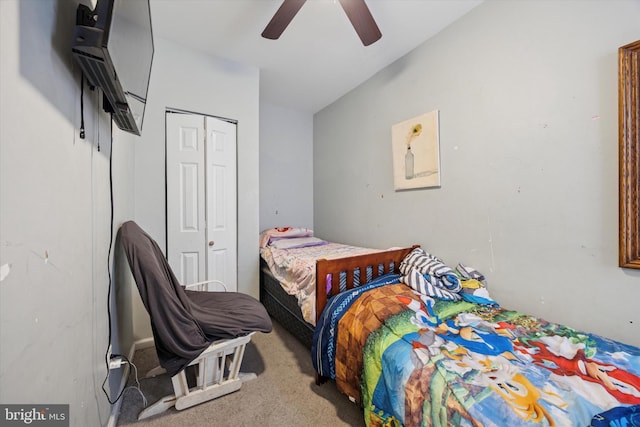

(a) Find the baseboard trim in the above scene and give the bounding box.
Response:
[106,337,154,427]
[134,336,155,350]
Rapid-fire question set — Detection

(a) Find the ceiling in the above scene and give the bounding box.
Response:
[151,0,483,113]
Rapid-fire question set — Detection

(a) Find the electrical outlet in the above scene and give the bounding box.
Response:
[109,356,123,370]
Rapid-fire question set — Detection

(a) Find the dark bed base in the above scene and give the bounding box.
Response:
[260,261,315,348]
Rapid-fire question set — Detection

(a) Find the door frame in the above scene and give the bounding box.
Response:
[164,107,239,287]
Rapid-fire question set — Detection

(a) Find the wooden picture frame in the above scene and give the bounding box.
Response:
[619,40,640,269]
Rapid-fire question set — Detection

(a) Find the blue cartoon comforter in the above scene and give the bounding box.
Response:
[313,274,640,427]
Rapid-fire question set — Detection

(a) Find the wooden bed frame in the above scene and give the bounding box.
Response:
[259,245,418,349]
[315,245,419,323]
[313,245,418,385]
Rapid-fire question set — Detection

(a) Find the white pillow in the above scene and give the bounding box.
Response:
[259,226,313,248]
[270,237,327,250]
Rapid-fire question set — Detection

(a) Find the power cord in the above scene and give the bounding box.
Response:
[82,83,141,406]
[100,113,120,405]
[79,73,85,139]
[122,357,148,408]
[98,116,148,406]
[102,354,147,407]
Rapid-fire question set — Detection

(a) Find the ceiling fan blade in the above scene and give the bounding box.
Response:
[261,0,307,40]
[338,0,381,46]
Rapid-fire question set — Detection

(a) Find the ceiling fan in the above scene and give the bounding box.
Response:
[262,0,382,46]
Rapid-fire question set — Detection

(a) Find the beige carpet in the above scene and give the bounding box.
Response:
[116,320,366,426]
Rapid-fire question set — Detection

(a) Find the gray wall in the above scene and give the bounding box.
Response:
[131,36,261,340]
[314,0,640,347]
[259,102,314,231]
[0,0,135,425]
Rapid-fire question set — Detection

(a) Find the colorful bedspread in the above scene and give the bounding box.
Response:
[260,242,378,325]
[313,280,640,427]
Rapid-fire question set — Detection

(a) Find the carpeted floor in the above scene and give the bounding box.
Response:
[116,320,365,426]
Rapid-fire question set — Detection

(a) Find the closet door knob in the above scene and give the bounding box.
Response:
[208,241,215,247]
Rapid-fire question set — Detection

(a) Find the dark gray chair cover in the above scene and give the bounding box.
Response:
[119,220,272,377]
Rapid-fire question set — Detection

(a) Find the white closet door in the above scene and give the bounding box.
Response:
[205,116,237,291]
[166,112,237,291]
[166,113,207,286]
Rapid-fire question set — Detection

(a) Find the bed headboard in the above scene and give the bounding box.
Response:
[315,245,419,322]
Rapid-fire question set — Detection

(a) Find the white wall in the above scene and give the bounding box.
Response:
[259,102,314,231]
[131,36,261,339]
[0,0,135,425]
[314,0,640,347]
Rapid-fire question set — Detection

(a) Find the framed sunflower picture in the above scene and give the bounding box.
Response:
[391,110,441,191]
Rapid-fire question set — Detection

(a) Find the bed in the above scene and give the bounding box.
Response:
[311,246,640,427]
[258,226,417,348]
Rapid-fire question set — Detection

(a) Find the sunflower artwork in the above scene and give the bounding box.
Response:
[391,110,440,190]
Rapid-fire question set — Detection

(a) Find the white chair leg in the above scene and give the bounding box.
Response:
[238,372,257,382]
[137,333,256,420]
[174,378,242,410]
[137,395,177,420]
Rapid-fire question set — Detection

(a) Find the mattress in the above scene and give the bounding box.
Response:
[260,242,379,325]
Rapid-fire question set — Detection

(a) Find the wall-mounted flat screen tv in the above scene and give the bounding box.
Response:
[72,0,154,136]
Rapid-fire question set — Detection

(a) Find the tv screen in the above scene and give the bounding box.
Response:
[72,0,154,136]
